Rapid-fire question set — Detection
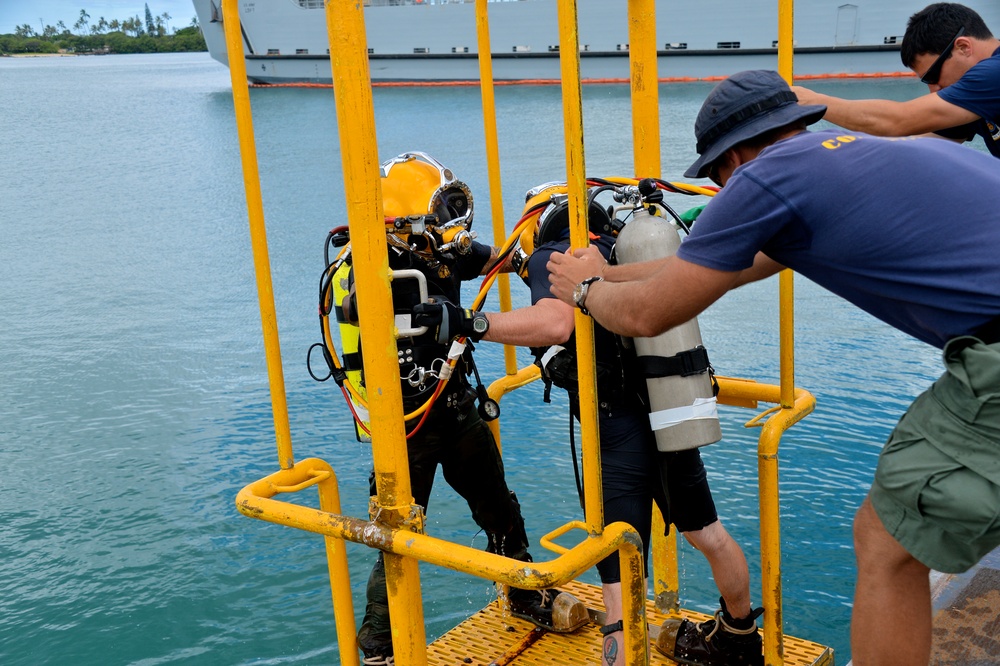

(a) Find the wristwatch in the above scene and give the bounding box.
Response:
[470,311,490,338]
[573,276,604,316]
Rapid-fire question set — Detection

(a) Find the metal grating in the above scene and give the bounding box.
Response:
[427,580,834,665]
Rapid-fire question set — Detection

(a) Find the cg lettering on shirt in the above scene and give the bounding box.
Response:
[821,135,859,150]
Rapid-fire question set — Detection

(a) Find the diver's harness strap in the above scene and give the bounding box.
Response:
[341,351,363,372]
[637,345,710,378]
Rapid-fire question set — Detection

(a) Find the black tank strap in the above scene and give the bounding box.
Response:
[341,351,363,371]
[637,345,710,378]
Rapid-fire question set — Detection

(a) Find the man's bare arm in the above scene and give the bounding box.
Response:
[791,85,978,136]
[483,297,575,347]
[547,253,740,338]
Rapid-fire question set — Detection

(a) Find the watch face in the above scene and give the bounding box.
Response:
[473,315,489,333]
[573,283,585,307]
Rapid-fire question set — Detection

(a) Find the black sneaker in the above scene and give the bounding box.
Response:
[655,598,763,666]
[507,587,589,633]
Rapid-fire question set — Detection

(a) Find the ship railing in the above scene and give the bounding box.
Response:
[219,0,812,662]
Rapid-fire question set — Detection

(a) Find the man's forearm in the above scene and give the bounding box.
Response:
[483,300,575,347]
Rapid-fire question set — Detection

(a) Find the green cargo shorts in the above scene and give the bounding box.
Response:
[869,336,1000,573]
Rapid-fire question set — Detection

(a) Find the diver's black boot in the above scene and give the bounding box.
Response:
[360,655,394,666]
[655,597,763,666]
[507,587,589,633]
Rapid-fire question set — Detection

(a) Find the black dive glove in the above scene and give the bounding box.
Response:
[412,300,489,343]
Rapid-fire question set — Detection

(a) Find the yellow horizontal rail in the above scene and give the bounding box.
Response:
[236,457,650,663]
[237,458,645,588]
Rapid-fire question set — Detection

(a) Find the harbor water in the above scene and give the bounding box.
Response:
[0,52,955,665]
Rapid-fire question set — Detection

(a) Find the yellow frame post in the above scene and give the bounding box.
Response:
[475,0,518,379]
[325,1,428,662]
[626,0,680,616]
[219,0,294,471]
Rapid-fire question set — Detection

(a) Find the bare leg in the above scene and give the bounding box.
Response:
[600,583,625,666]
[683,520,751,619]
[851,498,931,666]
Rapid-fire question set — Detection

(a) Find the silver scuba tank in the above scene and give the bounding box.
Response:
[614,206,721,451]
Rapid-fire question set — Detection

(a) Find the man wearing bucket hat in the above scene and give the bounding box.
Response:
[793,3,1000,158]
[546,69,1000,665]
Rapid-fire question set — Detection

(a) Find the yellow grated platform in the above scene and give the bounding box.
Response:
[426,580,834,665]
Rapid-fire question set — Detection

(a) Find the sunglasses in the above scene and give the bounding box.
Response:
[706,160,723,187]
[920,26,965,85]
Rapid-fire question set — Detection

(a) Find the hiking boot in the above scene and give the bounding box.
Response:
[654,597,763,666]
[507,587,588,633]
[361,656,394,666]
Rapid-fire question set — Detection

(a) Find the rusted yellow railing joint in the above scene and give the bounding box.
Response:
[236,459,643,588]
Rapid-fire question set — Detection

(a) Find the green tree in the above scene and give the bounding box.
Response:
[74,10,90,35]
[144,4,155,35]
[14,24,35,38]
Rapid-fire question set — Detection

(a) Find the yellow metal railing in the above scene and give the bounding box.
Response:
[221,0,815,663]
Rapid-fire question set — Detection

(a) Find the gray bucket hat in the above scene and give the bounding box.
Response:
[684,70,827,179]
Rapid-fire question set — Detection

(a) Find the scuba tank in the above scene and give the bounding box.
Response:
[614,204,721,452]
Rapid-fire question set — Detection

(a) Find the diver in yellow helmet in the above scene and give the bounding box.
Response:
[351,153,587,664]
[472,181,762,666]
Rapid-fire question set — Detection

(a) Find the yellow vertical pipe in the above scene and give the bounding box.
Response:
[325,2,427,663]
[766,4,794,663]
[777,0,795,411]
[556,0,604,536]
[759,430,785,666]
[619,539,651,665]
[627,0,679,614]
[219,0,295,470]
[317,466,361,666]
[475,0,517,378]
[628,0,661,177]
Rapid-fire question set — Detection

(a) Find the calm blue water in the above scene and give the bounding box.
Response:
[0,52,948,665]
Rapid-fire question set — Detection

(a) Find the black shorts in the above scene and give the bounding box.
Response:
[597,406,718,584]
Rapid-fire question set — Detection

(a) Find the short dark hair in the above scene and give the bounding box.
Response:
[901,3,993,68]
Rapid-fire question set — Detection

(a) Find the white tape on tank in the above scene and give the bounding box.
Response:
[648,397,719,431]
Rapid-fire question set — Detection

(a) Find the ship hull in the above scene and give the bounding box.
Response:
[192,0,1000,84]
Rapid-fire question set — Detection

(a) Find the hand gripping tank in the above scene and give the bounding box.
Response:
[614,206,721,451]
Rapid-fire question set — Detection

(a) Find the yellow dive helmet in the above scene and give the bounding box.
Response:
[380,152,474,262]
[512,181,616,279]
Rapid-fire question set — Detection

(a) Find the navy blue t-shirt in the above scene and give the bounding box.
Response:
[938,46,1000,157]
[677,129,1000,348]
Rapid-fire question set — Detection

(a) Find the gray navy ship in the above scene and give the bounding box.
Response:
[191,0,1000,84]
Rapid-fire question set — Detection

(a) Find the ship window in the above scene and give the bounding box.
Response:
[296,49,309,55]
[267,48,280,55]
[296,0,325,8]
[717,41,741,49]
[513,45,531,53]
[548,45,559,52]
[771,40,798,48]
[367,48,373,54]
[883,36,900,45]
[581,44,590,52]
[665,42,688,50]
[414,47,430,54]
[452,46,469,53]
[616,43,629,51]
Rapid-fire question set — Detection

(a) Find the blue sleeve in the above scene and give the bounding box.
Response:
[454,241,494,281]
[676,172,801,272]
[937,53,1000,121]
[526,246,559,304]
